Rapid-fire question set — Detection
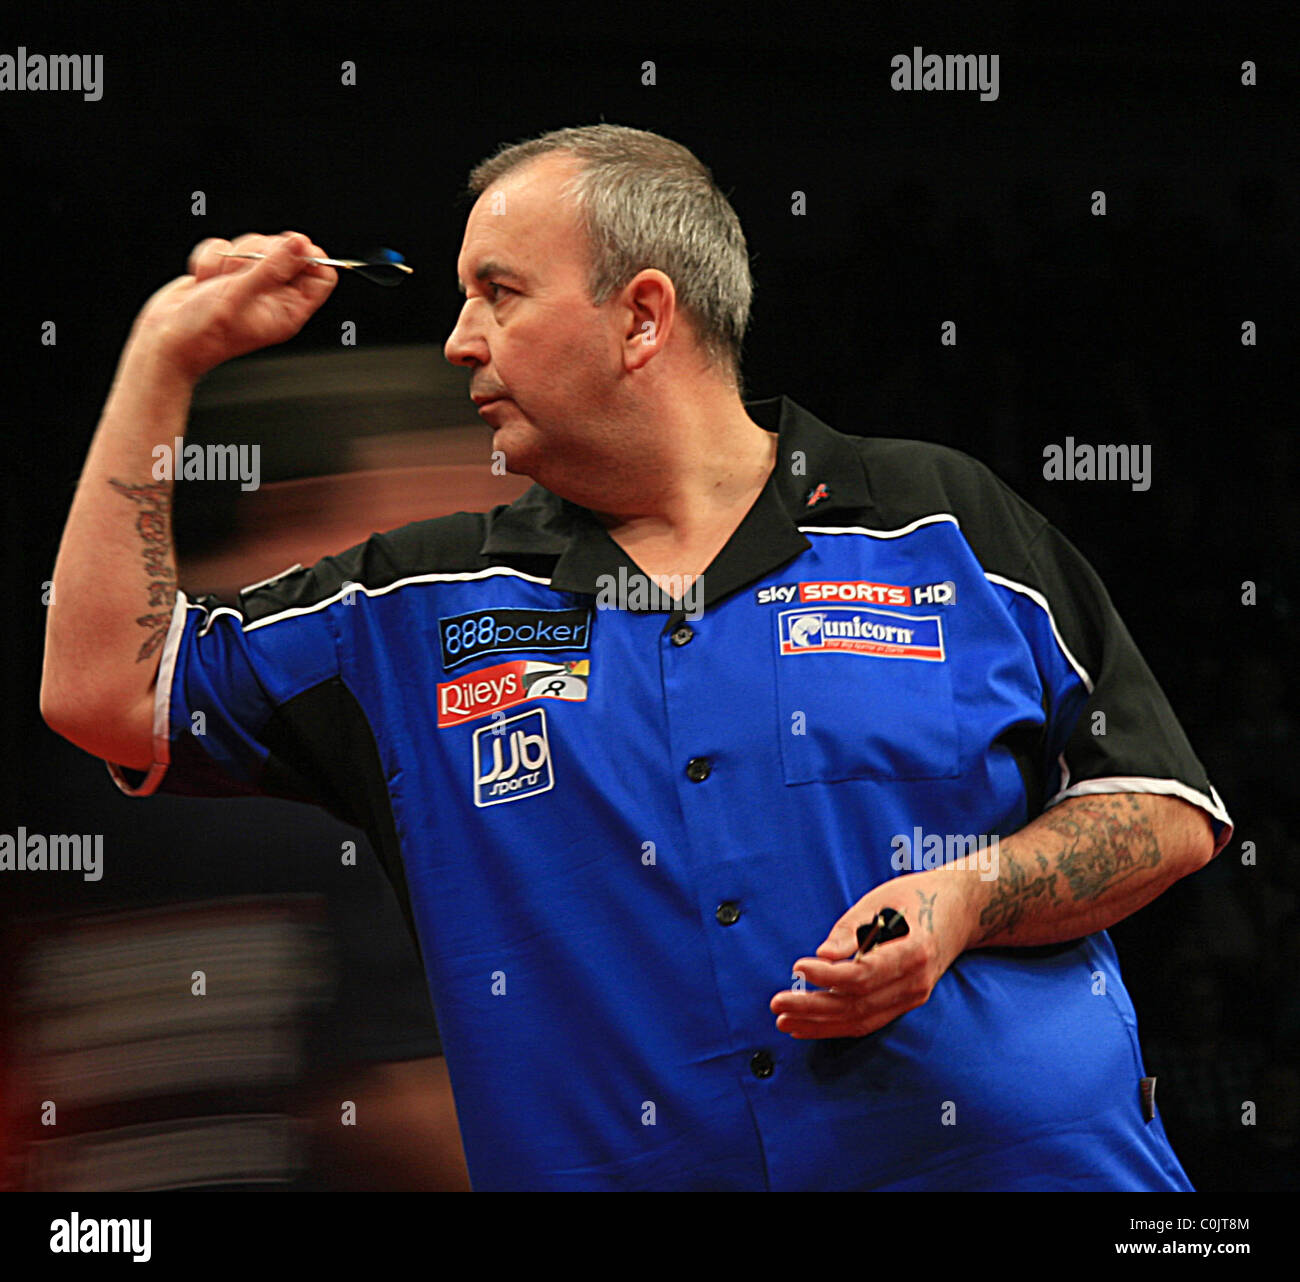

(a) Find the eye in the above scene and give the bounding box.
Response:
[488,282,513,300]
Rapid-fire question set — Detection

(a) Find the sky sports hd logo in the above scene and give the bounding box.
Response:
[755,579,956,606]
[473,707,553,806]
[778,606,945,661]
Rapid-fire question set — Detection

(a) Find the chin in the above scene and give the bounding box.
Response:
[491,425,543,478]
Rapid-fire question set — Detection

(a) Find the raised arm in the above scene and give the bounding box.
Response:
[40,232,337,768]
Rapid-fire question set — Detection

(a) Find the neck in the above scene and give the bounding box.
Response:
[546,386,778,543]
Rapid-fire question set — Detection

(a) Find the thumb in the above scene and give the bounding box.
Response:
[816,920,858,959]
[227,234,310,307]
[264,232,310,280]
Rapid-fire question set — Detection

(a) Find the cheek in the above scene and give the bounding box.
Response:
[563,321,618,377]
[534,327,600,383]
[502,314,612,396]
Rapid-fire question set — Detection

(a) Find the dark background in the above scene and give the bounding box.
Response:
[3,2,1297,1191]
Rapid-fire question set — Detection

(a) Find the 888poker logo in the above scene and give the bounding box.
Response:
[439,606,592,671]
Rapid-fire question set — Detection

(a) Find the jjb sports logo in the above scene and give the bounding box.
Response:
[473,707,554,806]
[778,605,945,661]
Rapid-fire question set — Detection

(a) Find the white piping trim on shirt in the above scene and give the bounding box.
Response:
[197,564,556,637]
[793,521,1094,694]
[1046,774,1235,856]
[798,513,961,540]
[239,562,304,593]
[984,572,1095,693]
[105,590,190,798]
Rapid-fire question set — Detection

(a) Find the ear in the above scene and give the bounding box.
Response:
[618,269,676,372]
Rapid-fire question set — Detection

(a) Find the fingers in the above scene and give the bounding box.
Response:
[258,231,312,283]
[771,973,927,1038]
[291,235,337,290]
[187,233,270,281]
[186,231,326,285]
[792,944,914,992]
[774,977,920,1019]
[777,1014,904,1039]
[187,237,229,280]
[768,940,929,1038]
[771,969,921,1018]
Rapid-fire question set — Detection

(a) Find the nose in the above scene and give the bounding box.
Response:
[444,297,488,368]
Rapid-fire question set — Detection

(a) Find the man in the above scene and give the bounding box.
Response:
[42,124,1232,1191]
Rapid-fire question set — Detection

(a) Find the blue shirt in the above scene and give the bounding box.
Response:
[110,395,1232,1190]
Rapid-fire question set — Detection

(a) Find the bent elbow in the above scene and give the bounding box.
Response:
[39,680,156,772]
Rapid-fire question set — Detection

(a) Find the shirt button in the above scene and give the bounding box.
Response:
[750,1050,775,1079]
[715,901,741,926]
[686,757,712,782]
[671,625,694,646]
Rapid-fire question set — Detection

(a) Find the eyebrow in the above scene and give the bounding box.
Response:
[457,260,526,295]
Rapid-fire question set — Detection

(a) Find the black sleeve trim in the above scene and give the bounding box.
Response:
[235,513,494,623]
[258,678,424,967]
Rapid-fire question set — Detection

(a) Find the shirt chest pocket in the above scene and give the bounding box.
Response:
[772,608,960,784]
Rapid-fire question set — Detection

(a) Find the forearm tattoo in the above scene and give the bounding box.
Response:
[1045,792,1162,901]
[976,849,1058,942]
[108,478,177,661]
[975,794,1163,943]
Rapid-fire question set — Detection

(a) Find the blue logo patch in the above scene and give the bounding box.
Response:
[473,707,554,807]
[439,607,592,671]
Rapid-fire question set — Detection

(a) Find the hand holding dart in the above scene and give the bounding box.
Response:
[853,908,910,960]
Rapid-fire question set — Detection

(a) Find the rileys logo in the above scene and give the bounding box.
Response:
[438,659,589,727]
[755,580,956,606]
[473,707,553,807]
[778,605,945,661]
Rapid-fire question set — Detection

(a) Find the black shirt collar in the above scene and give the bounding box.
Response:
[480,396,872,610]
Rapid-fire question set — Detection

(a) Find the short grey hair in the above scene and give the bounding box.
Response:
[465,124,753,393]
